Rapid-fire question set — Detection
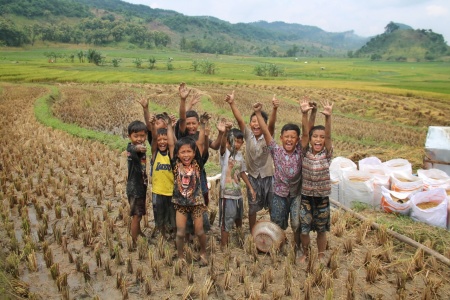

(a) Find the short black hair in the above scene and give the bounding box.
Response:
[186,110,199,121]
[309,125,325,139]
[155,113,165,120]
[157,128,167,136]
[228,128,244,140]
[281,123,300,136]
[250,111,268,123]
[128,120,147,135]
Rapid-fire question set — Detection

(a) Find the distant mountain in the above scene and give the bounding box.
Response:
[354,22,450,61]
[1,0,448,60]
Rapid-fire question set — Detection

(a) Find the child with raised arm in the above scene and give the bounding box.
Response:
[298,99,333,263]
[224,91,278,233]
[169,111,211,265]
[149,113,177,240]
[252,100,309,250]
[126,120,148,246]
[175,83,225,238]
[218,120,256,250]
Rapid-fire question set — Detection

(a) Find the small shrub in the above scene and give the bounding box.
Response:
[111,58,121,67]
[133,58,142,68]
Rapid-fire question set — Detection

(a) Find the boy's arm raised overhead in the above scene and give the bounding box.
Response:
[218,119,230,156]
[177,82,191,134]
[166,114,176,158]
[268,94,279,136]
[308,100,317,132]
[197,112,210,156]
[224,90,246,133]
[321,100,333,152]
[208,120,226,151]
[149,114,158,160]
[253,102,272,146]
[137,95,153,132]
[300,97,313,149]
[186,93,201,112]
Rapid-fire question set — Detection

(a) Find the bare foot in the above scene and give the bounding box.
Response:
[199,254,208,267]
[297,254,308,264]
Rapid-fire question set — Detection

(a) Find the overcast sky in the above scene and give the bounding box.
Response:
[123,0,450,43]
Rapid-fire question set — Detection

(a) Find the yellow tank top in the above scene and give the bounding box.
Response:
[152,150,174,196]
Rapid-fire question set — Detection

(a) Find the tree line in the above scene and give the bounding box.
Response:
[0,16,171,48]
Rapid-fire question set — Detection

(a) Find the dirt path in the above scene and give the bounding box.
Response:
[1,83,449,299]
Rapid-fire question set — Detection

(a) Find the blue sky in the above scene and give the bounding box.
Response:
[124,0,450,43]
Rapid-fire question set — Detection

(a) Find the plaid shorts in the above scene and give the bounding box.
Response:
[300,195,330,234]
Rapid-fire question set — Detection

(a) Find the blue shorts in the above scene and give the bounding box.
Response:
[270,194,301,231]
[152,193,175,229]
[219,198,244,232]
[300,195,330,234]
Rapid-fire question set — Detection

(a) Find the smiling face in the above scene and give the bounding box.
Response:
[129,130,147,146]
[177,144,196,166]
[157,134,168,152]
[310,128,326,154]
[249,115,262,138]
[186,117,199,135]
[280,130,299,154]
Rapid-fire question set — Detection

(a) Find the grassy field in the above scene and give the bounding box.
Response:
[1,47,450,98]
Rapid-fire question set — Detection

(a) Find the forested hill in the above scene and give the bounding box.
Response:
[0,0,368,56]
[353,22,450,61]
[1,0,448,60]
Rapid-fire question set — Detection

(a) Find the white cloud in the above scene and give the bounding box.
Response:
[426,5,448,16]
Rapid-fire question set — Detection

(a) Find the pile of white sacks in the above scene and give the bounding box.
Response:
[330,157,450,229]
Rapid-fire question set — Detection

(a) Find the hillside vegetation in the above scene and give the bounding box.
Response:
[353,22,450,61]
[0,0,366,56]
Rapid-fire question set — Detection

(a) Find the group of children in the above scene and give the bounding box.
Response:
[126,83,333,265]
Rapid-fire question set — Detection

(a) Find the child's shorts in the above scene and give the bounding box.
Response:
[246,175,273,215]
[186,211,210,234]
[128,196,146,217]
[152,193,175,229]
[173,203,207,220]
[219,198,244,232]
[300,195,330,234]
[270,194,301,231]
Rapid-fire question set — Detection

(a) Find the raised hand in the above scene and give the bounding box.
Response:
[253,102,263,112]
[189,94,201,108]
[169,114,177,127]
[199,112,211,124]
[148,114,156,125]
[300,97,313,113]
[224,90,235,104]
[225,121,233,131]
[216,118,226,133]
[137,95,149,108]
[179,82,191,100]
[320,100,333,116]
[309,101,317,112]
[272,94,280,108]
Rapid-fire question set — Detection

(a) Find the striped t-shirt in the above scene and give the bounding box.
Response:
[301,146,333,197]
